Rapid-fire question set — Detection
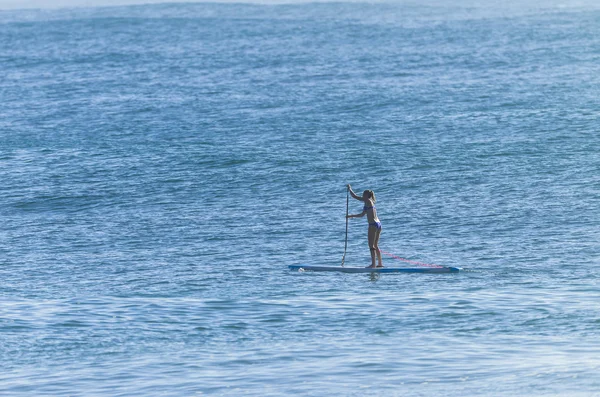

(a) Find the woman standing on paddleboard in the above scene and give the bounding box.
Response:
[346,184,383,268]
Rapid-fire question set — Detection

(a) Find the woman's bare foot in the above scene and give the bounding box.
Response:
[366,264,377,268]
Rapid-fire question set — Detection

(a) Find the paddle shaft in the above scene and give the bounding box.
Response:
[341,187,349,266]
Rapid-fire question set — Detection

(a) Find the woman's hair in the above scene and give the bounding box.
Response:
[364,189,376,203]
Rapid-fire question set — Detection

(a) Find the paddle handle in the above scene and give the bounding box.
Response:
[341,186,349,266]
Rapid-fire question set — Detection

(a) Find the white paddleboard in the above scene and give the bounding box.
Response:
[289,265,461,273]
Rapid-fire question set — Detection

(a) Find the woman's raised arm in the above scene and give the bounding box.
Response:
[347,184,364,201]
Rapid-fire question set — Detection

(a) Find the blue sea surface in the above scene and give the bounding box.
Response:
[1,1,600,395]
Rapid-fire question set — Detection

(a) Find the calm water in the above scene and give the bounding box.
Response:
[1,1,600,395]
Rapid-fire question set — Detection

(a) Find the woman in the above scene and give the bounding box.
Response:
[346,184,383,268]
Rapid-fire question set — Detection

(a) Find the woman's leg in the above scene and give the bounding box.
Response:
[367,226,377,268]
[374,227,383,267]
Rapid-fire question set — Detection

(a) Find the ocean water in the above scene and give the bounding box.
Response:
[1,1,600,395]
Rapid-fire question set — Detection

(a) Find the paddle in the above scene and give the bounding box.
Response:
[341,185,349,267]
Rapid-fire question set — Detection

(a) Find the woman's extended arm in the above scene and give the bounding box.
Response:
[347,184,364,201]
[347,210,366,219]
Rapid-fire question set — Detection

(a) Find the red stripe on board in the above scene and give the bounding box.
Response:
[380,251,443,268]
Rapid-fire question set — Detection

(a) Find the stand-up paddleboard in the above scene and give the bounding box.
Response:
[289,265,461,273]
